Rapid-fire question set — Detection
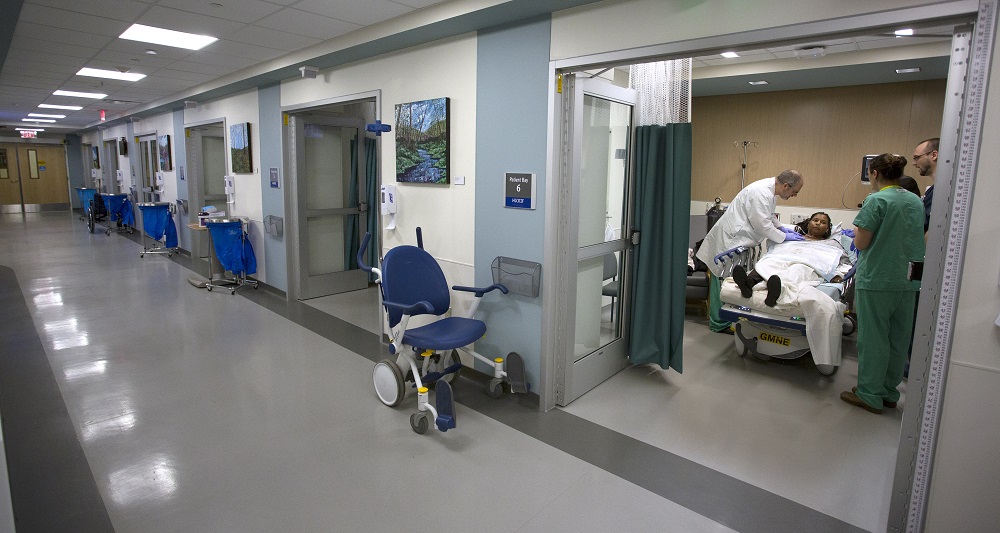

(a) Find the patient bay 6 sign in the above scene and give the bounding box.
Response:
[505,172,536,209]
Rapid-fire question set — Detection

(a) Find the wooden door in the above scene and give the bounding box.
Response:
[17,144,69,207]
[0,145,22,208]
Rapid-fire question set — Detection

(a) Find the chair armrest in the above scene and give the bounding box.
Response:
[452,283,508,297]
[382,299,434,316]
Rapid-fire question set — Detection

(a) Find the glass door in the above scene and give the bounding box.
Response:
[558,74,637,405]
[289,114,369,299]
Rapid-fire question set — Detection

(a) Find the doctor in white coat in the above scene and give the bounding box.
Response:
[695,170,805,332]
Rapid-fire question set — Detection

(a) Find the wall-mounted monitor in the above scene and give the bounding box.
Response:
[861,154,877,183]
[119,137,128,156]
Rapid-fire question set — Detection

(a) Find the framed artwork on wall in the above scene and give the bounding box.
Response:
[230,123,252,174]
[394,97,449,184]
[157,135,172,171]
[92,146,100,169]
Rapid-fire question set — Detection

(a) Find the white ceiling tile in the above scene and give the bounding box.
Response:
[767,38,855,53]
[295,0,413,26]
[254,8,360,41]
[181,51,259,70]
[14,22,116,49]
[4,50,86,71]
[138,5,248,40]
[223,24,321,51]
[102,39,195,61]
[0,73,64,90]
[390,0,447,8]
[10,39,101,61]
[26,0,150,22]
[163,60,241,76]
[91,50,178,70]
[157,0,284,24]
[18,3,132,37]
[149,68,218,83]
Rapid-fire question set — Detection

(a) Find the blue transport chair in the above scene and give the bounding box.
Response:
[137,202,178,258]
[101,193,134,235]
[357,228,527,435]
[205,218,259,295]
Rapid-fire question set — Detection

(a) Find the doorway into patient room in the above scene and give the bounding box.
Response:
[549,14,968,532]
[184,121,227,272]
[286,97,381,333]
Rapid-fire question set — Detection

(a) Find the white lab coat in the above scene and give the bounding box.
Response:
[695,177,787,276]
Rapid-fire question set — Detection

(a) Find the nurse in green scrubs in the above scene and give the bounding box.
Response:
[841,153,925,414]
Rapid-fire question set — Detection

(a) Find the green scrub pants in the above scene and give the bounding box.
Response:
[709,275,732,332]
[855,288,917,409]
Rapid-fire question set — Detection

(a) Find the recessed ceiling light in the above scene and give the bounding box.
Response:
[894,29,915,36]
[748,80,769,85]
[896,67,921,74]
[54,90,107,99]
[145,49,158,55]
[721,51,739,59]
[16,128,44,132]
[77,67,146,82]
[28,113,66,118]
[23,118,56,123]
[119,24,218,51]
[38,104,83,110]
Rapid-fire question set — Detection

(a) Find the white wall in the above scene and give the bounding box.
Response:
[281,33,478,291]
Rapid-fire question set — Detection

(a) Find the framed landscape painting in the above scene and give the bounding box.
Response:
[157,135,171,171]
[230,123,252,174]
[394,97,449,184]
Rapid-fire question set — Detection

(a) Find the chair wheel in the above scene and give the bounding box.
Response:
[206,285,212,292]
[410,413,429,434]
[486,378,503,399]
[373,359,405,407]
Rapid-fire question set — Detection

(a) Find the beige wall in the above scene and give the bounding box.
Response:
[691,79,946,209]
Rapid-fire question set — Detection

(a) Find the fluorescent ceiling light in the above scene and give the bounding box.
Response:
[720,52,739,59]
[77,67,146,82]
[23,118,56,123]
[894,29,914,36]
[16,128,44,132]
[54,90,107,99]
[119,24,218,50]
[896,68,921,74]
[748,80,769,85]
[28,113,66,118]
[38,104,83,110]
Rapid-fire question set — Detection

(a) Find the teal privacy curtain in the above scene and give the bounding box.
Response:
[345,138,379,274]
[628,124,692,372]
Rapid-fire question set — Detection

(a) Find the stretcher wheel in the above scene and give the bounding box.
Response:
[206,285,212,291]
[410,412,429,434]
[87,209,95,233]
[816,363,839,376]
[486,378,504,399]
[373,358,405,407]
[842,314,857,336]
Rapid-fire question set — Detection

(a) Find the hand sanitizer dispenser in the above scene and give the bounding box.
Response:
[381,184,397,230]
[224,175,236,210]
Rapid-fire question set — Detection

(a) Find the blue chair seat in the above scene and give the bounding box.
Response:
[402,317,486,351]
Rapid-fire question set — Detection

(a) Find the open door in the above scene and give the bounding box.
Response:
[288,114,370,299]
[556,74,638,406]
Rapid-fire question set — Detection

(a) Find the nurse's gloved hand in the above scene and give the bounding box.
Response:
[781,227,804,241]
[841,229,855,238]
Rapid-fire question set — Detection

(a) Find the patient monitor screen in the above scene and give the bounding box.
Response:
[861,154,877,183]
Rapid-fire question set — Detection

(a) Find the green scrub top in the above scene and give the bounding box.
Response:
[852,186,925,291]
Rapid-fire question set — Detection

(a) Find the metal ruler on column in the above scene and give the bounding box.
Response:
[906,1,997,530]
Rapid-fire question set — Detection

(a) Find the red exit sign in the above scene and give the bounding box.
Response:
[20,130,37,139]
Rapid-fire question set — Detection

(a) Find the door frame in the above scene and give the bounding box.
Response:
[281,91,380,301]
[184,119,228,262]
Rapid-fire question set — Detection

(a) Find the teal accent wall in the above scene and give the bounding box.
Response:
[258,83,287,292]
[173,109,190,250]
[65,135,84,208]
[474,17,551,389]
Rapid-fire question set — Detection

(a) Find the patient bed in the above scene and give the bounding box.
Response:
[714,230,856,376]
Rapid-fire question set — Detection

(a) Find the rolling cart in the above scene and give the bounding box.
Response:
[205,218,258,295]
[101,193,134,235]
[137,202,178,257]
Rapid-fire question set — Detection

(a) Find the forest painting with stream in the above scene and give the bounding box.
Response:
[395,97,449,184]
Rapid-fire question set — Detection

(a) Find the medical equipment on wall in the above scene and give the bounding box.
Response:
[116,169,124,187]
[224,175,236,211]
[357,228,527,435]
[860,154,877,183]
[733,140,759,191]
[380,184,397,230]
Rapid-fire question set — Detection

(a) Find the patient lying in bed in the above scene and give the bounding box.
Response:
[719,212,854,368]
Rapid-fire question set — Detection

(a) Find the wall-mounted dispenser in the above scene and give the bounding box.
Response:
[381,184,397,230]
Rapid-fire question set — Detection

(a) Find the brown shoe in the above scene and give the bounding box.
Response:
[852,387,897,408]
[841,390,883,414]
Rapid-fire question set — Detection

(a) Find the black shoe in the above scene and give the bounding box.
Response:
[732,265,753,298]
[764,275,781,307]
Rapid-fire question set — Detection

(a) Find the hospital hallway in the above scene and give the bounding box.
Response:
[0,212,903,533]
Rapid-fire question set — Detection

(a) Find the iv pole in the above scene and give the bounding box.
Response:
[733,140,758,190]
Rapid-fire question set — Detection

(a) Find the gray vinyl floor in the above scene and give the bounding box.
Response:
[0,212,901,533]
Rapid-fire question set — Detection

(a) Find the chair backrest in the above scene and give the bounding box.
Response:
[603,253,617,281]
[381,245,451,327]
